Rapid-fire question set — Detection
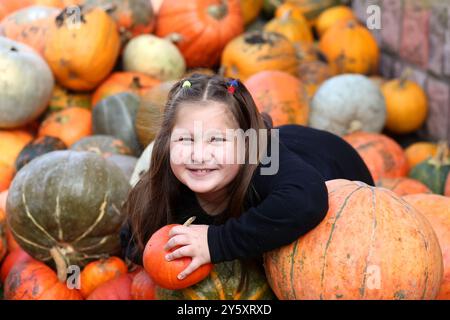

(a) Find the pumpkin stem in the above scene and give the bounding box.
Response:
[50,247,68,283]
[183,216,197,227]
[131,77,143,90]
[165,33,183,44]
[399,68,413,88]
[430,141,450,167]
[348,120,362,134]
[207,1,228,20]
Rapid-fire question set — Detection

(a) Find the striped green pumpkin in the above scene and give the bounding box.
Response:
[6,151,130,269]
[156,260,275,300]
[409,142,450,195]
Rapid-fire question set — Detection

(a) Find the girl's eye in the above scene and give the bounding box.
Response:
[210,136,226,143]
[178,136,193,142]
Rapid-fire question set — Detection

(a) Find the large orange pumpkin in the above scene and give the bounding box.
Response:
[405,142,438,170]
[376,177,431,196]
[0,130,34,168]
[315,5,356,37]
[381,76,428,134]
[403,194,450,300]
[87,273,133,300]
[44,6,120,91]
[319,20,379,75]
[131,269,156,300]
[245,70,309,127]
[156,0,244,68]
[80,256,128,298]
[38,107,92,146]
[0,248,32,283]
[264,179,443,300]
[0,5,60,56]
[4,252,83,300]
[343,131,409,182]
[92,72,160,107]
[0,0,32,20]
[222,31,299,81]
[0,162,14,192]
[264,8,313,45]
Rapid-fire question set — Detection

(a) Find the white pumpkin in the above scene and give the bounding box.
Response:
[0,37,54,128]
[130,141,154,187]
[123,34,186,81]
[309,74,386,136]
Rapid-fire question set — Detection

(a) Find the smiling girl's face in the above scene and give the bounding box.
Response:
[170,101,242,199]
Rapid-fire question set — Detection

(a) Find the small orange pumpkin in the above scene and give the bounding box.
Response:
[92,72,160,107]
[264,9,313,45]
[343,131,409,182]
[319,20,379,75]
[381,75,428,135]
[222,31,299,81]
[245,70,310,127]
[156,0,244,68]
[80,256,128,298]
[405,142,438,170]
[376,177,431,196]
[38,107,92,146]
[44,6,121,91]
[315,5,356,37]
[240,0,263,25]
[46,84,92,116]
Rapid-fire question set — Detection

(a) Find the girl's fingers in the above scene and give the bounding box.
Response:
[168,226,191,237]
[164,235,190,251]
[165,245,193,261]
[178,259,201,280]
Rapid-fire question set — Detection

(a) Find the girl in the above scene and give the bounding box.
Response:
[121,74,374,281]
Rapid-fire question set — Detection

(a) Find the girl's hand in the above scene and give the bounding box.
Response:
[164,224,211,280]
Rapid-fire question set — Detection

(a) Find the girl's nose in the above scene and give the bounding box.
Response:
[191,141,213,163]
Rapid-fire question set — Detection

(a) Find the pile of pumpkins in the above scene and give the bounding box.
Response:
[0,0,449,300]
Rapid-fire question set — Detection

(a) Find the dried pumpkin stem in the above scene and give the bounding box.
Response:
[50,247,68,283]
[430,141,450,166]
[399,68,413,88]
[183,216,197,227]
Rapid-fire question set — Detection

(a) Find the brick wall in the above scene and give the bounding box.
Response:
[352,0,450,142]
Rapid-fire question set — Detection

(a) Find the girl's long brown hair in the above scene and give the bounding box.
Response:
[123,73,271,259]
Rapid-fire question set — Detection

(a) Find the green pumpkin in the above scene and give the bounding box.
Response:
[15,136,67,172]
[93,93,142,156]
[71,135,133,157]
[156,260,275,300]
[6,150,130,268]
[409,142,450,195]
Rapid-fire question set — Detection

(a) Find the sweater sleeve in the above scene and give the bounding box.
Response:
[207,142,329,263]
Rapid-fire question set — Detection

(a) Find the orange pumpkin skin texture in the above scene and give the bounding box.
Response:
[405,142,438,170]
[44,7,121,91]
[319,20,379,75]
[403,194,450,300]
[245,70,309,127]
[297,60,332,99]
[445,175,450,197]
[264,179,443,300]
[92,72,160,107]
[343,131,409,182]
[38,107,92,146]
[143,224,214,290]
[0,191,6,261]
[264,10,313,45]
[131,269,156,300]
[156,0,244,68]
[381,79,428,134]
[0,0,32,20]
[376,177,431,196]
[222,31,299,81]
[316,5,356,37]
[0,6,60,56]
[0,162,14,192]
[80,256,128,298]
[240,0,263,25]
[87,273,133,300]
[4,259,83,300]
[0,248,32,283]
[0,130,33,168]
